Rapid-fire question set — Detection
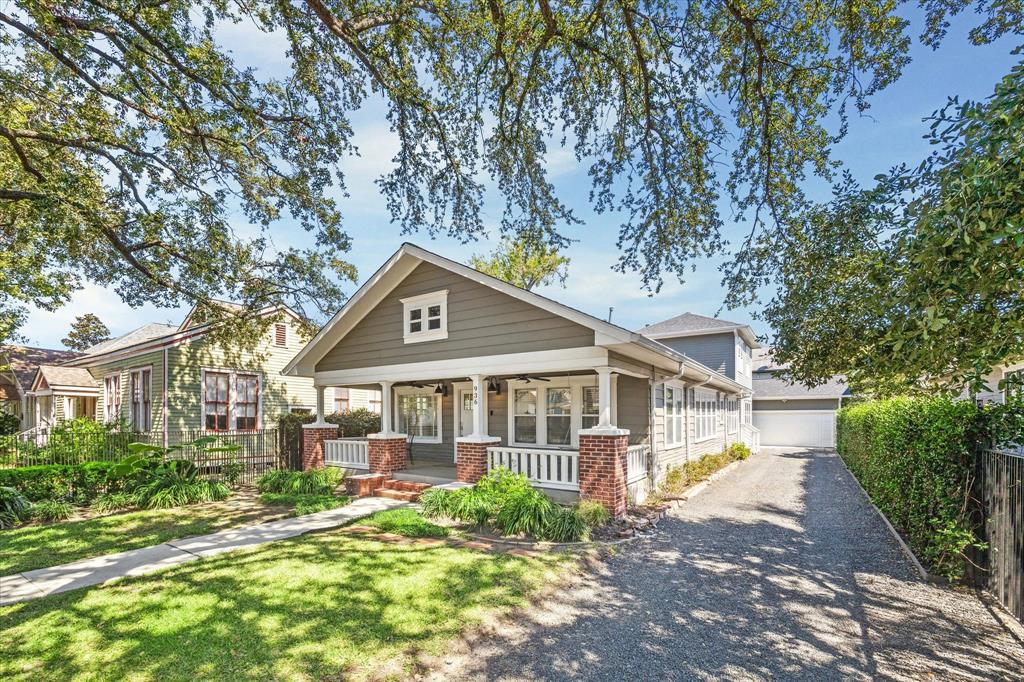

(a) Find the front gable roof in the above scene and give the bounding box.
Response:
[32,365,99,392]
[282,243,747,394]
[0,345,81,395]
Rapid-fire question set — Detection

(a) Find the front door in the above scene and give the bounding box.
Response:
[456,388,474,461]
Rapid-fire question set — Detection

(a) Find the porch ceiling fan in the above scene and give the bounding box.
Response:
[514,374,550,384]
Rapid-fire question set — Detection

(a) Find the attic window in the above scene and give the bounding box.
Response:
[274,323,287,347]
[400,290,448,344]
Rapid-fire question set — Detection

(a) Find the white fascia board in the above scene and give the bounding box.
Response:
[281,248,422,378]
[313,346,609,385]
[47,386,102,396]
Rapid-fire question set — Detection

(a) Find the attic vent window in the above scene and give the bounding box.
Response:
[274,323,287,347]
[400,290,448,344]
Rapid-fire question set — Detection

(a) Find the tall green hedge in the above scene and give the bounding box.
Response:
[0,462,135,504]
[837,397,983,581]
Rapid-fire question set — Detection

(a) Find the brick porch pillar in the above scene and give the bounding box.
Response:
[578,428,630,518]
[367,434,408,476]
[301,423,338,470]
[456,436,500,483]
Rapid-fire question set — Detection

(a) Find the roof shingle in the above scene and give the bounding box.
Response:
[1,345,81,393]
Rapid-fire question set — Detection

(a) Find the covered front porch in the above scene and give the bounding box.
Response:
[303,359,652,512]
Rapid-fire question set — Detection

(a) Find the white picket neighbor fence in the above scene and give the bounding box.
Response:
[324,438,369,469]
[626,444,650,483]
[486,446,579,491]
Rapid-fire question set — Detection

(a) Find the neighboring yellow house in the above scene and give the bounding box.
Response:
[15,304,380,437]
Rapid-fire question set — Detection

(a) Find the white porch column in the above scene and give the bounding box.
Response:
[378,381,394,436]
[470,374,488,437]
[596,366,614,429]
[314,385,327,424]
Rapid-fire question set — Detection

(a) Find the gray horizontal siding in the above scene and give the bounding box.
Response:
[616,374,650,446]
[317,262,596,372]
[657,332,735,377]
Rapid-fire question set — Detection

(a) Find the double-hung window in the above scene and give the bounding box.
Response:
[727,398,738,433]
[581,386,600,430]
[104,374,121,422]
[665,385,684,447]
[234,374,259,430]
[335,387,351,414]
[129,368,151,431]
[401,290,448,343]
[513,388,538,444]
[546,387,572,445]
[203,370,260,431]
[694,388,717,441]
[204,371,230,431]
[396,391,441,442]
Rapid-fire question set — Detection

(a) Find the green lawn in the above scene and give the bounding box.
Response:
[0,530,564,681]
[0,494,347,575]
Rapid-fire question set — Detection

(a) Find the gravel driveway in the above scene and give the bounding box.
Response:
[431,448,1024,680]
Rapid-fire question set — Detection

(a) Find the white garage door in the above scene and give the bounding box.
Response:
[753,410,836,448]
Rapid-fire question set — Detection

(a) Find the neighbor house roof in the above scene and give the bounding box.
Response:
[753,371,851,400]
[1,345,81,396]
[80,323,178,356]
[33,365,100,391]
[282,242,748,395]
[639,312,760,348]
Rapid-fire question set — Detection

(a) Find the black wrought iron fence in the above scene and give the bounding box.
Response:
[0,426,293,485]
[973,448,1024,623]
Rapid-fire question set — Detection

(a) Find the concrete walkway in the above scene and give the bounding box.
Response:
[0,496,406,606]
[432,448,1024,681]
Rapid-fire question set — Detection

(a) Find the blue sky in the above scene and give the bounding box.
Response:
[21,8,1022,348]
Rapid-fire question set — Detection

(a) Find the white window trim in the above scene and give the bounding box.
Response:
[664,383,685,448]
[128,365,153,431]
[694,387,718,443]
[506,375,615,449]
[103,372,121,423]
[393,385,443,443]
[401,289,449,344]
[201,367,263,432]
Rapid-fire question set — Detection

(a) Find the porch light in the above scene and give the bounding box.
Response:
[487,378,501,395]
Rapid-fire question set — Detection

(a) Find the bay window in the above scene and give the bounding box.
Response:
[508,377,610,447]
[396,391,441,442]
[665,385,684,447]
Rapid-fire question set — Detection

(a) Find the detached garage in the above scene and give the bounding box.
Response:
[751,350,851,449]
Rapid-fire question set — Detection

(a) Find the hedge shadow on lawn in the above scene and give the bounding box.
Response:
[0,531,555,681]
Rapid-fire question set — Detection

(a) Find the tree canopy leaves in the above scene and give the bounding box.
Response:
[1,0,1020,346]
[62,313,110,351]
[470,238,569,290]
[764,61,1024,396]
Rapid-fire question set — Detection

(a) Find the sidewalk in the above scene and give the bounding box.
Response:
[0,496,406,606]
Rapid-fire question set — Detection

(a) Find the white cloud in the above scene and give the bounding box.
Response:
[20,284,188,350]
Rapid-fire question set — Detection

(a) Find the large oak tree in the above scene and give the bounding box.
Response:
[1,0,1020,343]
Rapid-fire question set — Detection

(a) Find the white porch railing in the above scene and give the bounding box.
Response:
[741,423,761,454]
[626,444,650,483]
[324,438,369,469]
[487,446,579,491]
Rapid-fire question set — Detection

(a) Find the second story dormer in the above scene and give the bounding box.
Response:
[639,313,760,388]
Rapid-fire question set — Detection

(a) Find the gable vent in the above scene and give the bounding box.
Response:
[274,323,287,347]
